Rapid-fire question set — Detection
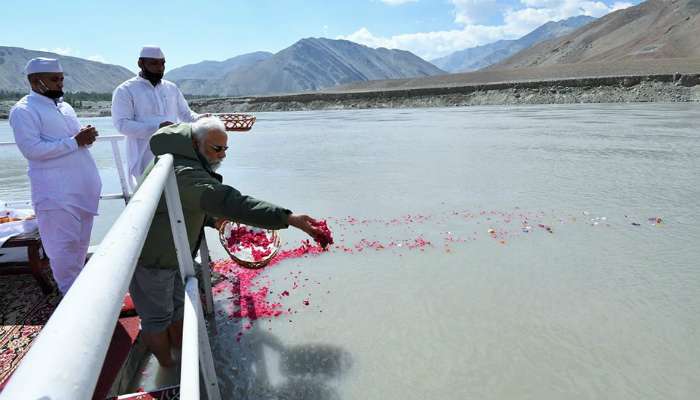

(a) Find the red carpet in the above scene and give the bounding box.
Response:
[0,272,59,389]
[0,270,140,394]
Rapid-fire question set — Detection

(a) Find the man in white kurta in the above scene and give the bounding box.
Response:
[9,58,102,295]
[111,46,200,185]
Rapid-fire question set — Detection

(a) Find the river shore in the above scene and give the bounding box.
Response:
[1,73,698,119]
[0,100,111,120]
[188,74,700,113]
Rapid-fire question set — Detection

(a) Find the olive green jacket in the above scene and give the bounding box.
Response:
[136,123,291,269]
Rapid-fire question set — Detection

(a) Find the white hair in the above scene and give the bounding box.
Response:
[191,116,226,142]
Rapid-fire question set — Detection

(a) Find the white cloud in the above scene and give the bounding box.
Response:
[340,26,509,59]
[380,0,418,5]
[339,0,635,60]
[450,0,501,25]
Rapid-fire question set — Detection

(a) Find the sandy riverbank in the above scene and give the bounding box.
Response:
[189,74,700,113]
[0,100,111,120]
[2,73,698,119]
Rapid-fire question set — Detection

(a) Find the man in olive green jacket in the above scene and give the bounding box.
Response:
[130,116,323,367]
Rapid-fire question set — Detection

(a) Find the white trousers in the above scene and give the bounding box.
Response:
[37,209,94,295]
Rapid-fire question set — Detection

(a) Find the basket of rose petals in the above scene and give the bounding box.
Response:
[215,113,256,132]
[219,221,280,269]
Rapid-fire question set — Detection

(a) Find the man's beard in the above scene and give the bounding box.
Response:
[41,89,64,100]
[140,68,163,86]
[198,148,222,171]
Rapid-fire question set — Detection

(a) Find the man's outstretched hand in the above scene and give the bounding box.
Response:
[288,214,322,237]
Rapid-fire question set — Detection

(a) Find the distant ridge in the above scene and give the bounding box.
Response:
[0,46,134,93]
[166,51,273,81]
[165,51,273,94]
[172,38,445,96]
[431,15,595,73]
[494,0,700,69]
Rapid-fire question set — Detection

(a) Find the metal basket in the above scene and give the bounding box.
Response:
[218,221,280,269]
[215,113,257,132]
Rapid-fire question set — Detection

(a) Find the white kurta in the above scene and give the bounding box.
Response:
[111,76,199,183]
[37,209,93,294]
[9,91,102,294]
[9,92,102,217]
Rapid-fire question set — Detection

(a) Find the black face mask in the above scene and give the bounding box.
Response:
[140,68,163,86]
[42,90,64,100]
[38,80,64,100]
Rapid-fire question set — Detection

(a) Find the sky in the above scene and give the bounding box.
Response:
[2,0,640,71]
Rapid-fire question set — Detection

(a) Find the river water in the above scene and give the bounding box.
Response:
[1,103,699,399]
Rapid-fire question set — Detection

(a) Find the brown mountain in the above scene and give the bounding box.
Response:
[172,38,445,96]
[0,46,134,93]
[494,0,700,69]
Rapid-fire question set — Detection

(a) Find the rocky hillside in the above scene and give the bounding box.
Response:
[165,51,273,94]
[495,0,700,68]
[0,46,134,93]
[173,38,445,96]
[166,51,273,80]
[432,15,595,72]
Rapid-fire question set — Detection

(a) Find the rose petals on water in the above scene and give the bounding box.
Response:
[311,219,334,249]
[213,209,667,343]
[212,239,330,324]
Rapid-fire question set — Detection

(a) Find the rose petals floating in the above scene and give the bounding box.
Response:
[211,208,669,342]
[311,219,334,249]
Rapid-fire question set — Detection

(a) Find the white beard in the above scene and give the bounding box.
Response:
[196,146,222,171]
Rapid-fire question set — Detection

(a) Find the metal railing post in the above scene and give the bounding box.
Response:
[163,166,222,400]
[163,168,196,279]
[181,278,201,398]
[187,277,222,400]
[199,238,215,316]
[110,139,131,204]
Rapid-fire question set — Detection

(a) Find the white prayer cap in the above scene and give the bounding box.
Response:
[24,57,63,75]
[139,46,165,59]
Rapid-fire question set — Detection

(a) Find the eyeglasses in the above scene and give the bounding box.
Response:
[207,143,228,153]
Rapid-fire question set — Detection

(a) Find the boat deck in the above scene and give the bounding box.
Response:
[0,264,179,398]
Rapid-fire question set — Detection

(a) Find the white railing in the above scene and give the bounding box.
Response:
[0,135,133,206]
[0,136,215,315]
[0,154,221,399]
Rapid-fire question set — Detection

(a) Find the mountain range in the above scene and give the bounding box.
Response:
[431,15,596,73]
[2,0,698,97]
[168,38,445,96]
[165,51,274,81]
[0,46,134,93]
[494,0,700,69]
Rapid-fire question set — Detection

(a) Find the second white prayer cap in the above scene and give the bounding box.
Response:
[139,46,165,59]
[24,58,63,74]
